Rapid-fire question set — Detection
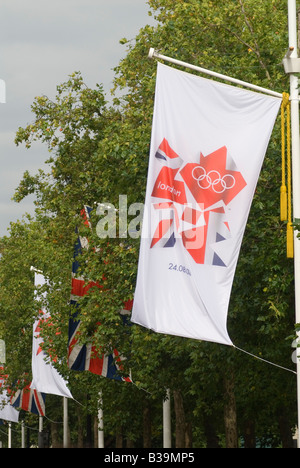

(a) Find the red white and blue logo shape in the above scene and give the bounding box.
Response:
[150,139,247,266]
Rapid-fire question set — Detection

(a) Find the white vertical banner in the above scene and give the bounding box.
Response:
[0,392,19,423]
[0,376,19,423]
[0,79,5,103]
[31,272,73,399]
[132,63,281,346]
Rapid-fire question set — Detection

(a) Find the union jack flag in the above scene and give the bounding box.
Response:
[0,369,46,417]
[68,207,132,382]
[10,385,46,417]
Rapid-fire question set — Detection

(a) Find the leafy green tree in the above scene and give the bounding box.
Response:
[1,0,298,447]
[112,0,297,446]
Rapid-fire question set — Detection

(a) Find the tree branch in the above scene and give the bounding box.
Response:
[238,0,272,83]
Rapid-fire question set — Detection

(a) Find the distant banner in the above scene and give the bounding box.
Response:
[132,63,281,346]
[0,79,5,104]
[31,272,73,399]
[0,374,19,423]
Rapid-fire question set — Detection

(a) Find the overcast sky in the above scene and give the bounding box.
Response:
[0,0,155,236]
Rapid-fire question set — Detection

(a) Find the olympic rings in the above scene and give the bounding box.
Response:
[191,166,236,194]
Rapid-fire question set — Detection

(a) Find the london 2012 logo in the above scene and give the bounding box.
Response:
[150,139,247,266]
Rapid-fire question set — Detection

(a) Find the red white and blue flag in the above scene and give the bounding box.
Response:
[68,207,132,382]
[10,384,46,417]
[132,63,281,346]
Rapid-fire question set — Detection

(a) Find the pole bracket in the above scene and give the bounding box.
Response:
[283,47,300,73]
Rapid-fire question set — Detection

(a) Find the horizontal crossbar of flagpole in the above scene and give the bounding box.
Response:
[30,266,43,274]
[148,48,283,99]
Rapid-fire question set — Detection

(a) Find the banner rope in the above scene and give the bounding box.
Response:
[280,92,294,258]
[234,345,296,374]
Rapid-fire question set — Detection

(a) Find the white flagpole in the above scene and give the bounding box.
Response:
[148,48,282,98]
[98,390,104,448]
[21,421,25,448]
[38,415,44,448]
[63,397,68,448]
[286,0,300,449]
[163,389,171,448]
[39,415,43,432]
[8,422,11,448]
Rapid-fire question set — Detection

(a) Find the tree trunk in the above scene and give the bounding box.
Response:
[278,408,294,448]
[51,421,60,448]
[173,389,186,448]
[77,406,84,448]
[86,413,93,448]
[185,421,193,448]
[223,373,238,448]
[94,416,99,448]
[203,415,221,448]
[126,438,135,448]
[243,419,255,448]
[115,427,123,448]
[143,403,152,448]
